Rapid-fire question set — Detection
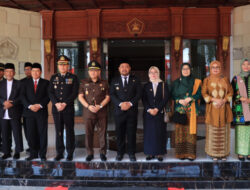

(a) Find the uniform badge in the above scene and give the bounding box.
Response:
[133,79,135,82]
[54,85,57,89]
[86,90,89,95]
[85,83,89,86]
[101,88,105,91]
[116,87,119,90]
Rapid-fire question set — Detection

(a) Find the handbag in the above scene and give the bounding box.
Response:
[172,111,187,125]
[162,82,169,123]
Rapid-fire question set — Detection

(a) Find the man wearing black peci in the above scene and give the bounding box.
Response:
[49,55,79,161]
[20,62,33,153]
[0,63,5,151]
[0,63,23,160]
[21,63,50,161]
[110,60,142,162]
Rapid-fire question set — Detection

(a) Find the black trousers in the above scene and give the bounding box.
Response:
[1,119,23,154]
[114,111,137,155]
[26,114,48,158]
[22,117,30,149]
[53,112,75,155]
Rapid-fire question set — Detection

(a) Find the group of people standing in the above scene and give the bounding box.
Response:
[0,57,249,162]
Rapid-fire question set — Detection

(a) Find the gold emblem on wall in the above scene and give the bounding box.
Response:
[127,18,144,36]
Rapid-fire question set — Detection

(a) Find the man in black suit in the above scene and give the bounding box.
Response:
[49,55,79,161]
[21,63,50,161]
[20,62,33,153]
[0,63,5,151]
[0,63,23,160]
[110,61,142,161]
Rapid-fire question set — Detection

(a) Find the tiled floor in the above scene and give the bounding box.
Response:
[2,122,241,163]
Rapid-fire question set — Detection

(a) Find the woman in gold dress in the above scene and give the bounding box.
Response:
[202,60,233,161]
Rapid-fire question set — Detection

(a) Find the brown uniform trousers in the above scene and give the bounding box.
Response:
[79,78,109,155]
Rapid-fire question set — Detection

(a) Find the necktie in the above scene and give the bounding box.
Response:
[124,77,128,87]
[34,80,37,93]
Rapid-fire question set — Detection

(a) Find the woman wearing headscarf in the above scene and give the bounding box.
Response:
[231,58,250,161]
[142,66,169,161]
[171,63,202,161]
[202,60,233,161]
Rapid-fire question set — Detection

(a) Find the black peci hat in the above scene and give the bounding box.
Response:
[24,62,32,68]
[32,62,42,70]
[5,63,15,70]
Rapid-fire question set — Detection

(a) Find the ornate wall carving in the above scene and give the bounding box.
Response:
[0,38,18,60]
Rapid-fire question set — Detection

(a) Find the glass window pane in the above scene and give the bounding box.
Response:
[182,39,217,115]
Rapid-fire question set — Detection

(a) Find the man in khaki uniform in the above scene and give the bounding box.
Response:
[78,60,110,162]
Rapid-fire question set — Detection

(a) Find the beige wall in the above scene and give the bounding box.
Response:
[0,6,41,79]
[232,5,250,76]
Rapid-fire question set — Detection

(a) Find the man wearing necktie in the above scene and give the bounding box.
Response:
[110,60,142,161]
[21,63,50,161]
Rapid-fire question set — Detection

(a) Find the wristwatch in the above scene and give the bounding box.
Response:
[100,104,103,109]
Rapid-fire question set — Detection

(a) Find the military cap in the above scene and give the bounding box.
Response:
[24,62,32,68]
[57,55,70,65]
[88,60,101,70]
[5,63,15,70]
[32,62,42,70]
[0,63,4,71]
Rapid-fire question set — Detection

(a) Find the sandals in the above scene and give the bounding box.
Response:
[212,157,218,161]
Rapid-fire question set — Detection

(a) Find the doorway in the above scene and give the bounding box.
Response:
[107,39,169,84]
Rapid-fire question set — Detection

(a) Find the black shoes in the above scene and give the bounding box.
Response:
[86,155,94,162]
[54,154,64,161]
[1,154,11,160]
[13,153,20,160]
[26,155,38,161]
[100,154,107,161]
[66,154,73,161]
[129,154,136,162]
[116,154,123,161]
[146,155,154,161]
[40,157,47,161]
[157,156,163,162]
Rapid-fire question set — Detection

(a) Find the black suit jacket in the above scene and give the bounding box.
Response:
[21,78,50,117]
[110,75,142,116]
[0,79,22,119]
[142,81,169,117]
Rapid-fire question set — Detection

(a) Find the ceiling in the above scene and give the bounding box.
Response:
[0,0,249,12]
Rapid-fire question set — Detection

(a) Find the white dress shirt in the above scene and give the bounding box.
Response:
[28,78,42,109]
[3,80,13,120]
[121,75,129,87]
